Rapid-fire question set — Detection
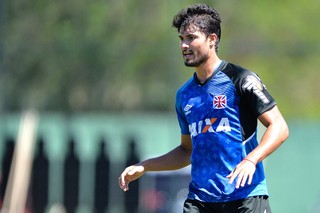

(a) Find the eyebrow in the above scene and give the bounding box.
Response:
[178,32,197,37]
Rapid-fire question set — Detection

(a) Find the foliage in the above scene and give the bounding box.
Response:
[0,0,319,118]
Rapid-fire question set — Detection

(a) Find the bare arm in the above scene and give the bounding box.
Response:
[119,134,192,191]
[227,105,289,188]
[247,105,289,163]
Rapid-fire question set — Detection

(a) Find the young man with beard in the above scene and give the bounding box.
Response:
[119,4,289,213]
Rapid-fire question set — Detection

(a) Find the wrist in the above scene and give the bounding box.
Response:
[243,158,256,166]
[137,161,148,172]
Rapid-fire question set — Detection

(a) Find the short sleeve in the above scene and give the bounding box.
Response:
[240,72,276,116]
[175,95,190,135]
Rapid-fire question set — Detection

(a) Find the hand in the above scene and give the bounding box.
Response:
[226,159,256,188]
[119,164,145,191]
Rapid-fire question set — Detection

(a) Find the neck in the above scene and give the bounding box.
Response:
[195,57,222,83]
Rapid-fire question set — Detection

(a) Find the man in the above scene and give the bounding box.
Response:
[119,4,289,213]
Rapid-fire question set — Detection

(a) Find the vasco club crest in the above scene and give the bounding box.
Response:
[213,95,227,109]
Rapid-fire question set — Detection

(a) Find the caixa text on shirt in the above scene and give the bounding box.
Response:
[189,117,231,138]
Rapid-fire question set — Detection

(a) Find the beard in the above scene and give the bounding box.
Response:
[183,53,209,67]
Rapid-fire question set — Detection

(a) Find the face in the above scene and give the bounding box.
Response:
[179,25,212,67]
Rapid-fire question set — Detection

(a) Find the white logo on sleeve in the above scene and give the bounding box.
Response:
[242,75,270,104]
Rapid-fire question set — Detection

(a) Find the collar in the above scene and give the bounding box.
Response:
[194,60,227,86]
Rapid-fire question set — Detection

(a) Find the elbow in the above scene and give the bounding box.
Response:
[285,126,289,141]
[281,122,290,143]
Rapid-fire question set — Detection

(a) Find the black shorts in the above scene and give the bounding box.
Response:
[183,196,271,213]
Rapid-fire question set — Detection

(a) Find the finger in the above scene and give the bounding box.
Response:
[228,170,239,184]
[235,172,244,188]
[247,173,253,185]
[118,176,125,190]
[226,167,236,179]
[119,167,133,191]
[119,175,128,191]
[123,178,129,191]
[240,173,248,187]
[243,162,255,186]
[226,171,233,179]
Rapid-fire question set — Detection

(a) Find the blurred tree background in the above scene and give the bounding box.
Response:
[0,0,319,118]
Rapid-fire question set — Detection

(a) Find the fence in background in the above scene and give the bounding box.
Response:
[0,113,320,213]
[0,128,190,213]
[0,113,188,213]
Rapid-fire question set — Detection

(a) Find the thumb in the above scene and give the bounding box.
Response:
[226,170,234,179]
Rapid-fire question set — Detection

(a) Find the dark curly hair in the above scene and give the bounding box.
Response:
[172,4,222,50]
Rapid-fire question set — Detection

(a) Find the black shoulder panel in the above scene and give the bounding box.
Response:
[221,62,276,140]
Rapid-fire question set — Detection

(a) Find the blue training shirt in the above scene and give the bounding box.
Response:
[175,61,276,202]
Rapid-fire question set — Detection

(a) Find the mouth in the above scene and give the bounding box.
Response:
[183,51,194,59]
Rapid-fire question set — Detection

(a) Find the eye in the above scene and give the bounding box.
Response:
[187,35,195,41]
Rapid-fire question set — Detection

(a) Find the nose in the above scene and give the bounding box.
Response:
[180,41,189,50]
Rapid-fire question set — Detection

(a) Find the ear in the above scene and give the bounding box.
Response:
[208,34,218,48]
